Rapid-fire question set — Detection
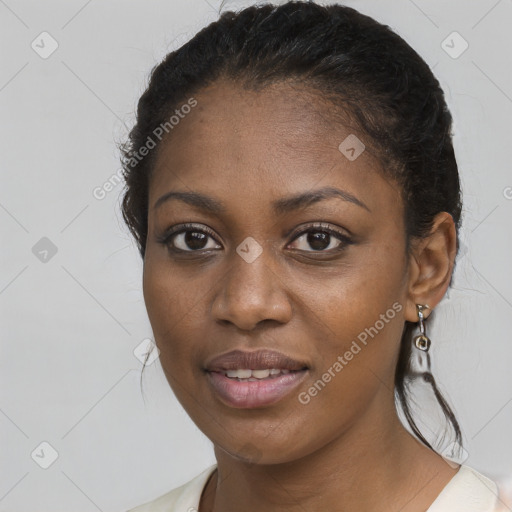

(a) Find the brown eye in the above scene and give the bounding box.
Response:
[158,224,222,252]
[175,231,211,251]
[288,223,352,253]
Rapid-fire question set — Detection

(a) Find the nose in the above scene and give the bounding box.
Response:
[211,245,293,331]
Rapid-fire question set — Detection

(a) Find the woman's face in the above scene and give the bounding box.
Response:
[143,79,412,464]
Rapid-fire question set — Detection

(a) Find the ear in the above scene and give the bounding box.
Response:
[404,212,457,322]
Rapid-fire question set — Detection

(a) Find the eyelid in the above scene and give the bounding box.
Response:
[156,222,221,247]
[164,222,218,239]
[287,222,352,244]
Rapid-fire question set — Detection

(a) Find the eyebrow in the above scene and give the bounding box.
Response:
[153,186,370,214]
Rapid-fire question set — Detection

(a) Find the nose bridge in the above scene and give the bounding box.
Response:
[212,237,292,329]
[227,237,277,301]
[243,244,274,285]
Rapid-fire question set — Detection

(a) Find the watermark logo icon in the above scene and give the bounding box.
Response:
[338,134,365,161]
[134,338,160,366]
[32,237,58,263]
[441,31,469,59]
[31,441,59,469]
[31,32,59,59]
[236,237,263,263]
[441,441,469,468]
[238,442,263,468]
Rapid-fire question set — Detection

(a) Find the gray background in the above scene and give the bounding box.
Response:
[1,0,511,510]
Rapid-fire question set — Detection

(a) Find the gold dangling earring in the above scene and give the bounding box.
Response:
[413,304,431,351]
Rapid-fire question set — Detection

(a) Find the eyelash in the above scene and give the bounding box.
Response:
[156,222,353,255]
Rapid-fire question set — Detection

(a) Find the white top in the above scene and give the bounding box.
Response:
[127,463,500,512]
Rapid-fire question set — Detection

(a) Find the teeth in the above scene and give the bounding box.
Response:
[224,368,292,379]
[226,369,252,379]
[252,369,270,378]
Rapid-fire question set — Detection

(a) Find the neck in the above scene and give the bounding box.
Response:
[202,392,459,512]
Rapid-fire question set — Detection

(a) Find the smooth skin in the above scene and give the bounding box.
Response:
[142,79,460,512]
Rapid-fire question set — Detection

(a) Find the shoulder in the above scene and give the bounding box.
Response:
[427,464,500,512]
[126,464,217,512]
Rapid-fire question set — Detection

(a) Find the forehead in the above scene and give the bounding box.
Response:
[148,79,400,217]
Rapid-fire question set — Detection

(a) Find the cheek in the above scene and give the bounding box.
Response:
[291,277,405,445]
[298,241,407,380]
[303,282,404,385]
[142,260,212,414]
[301,242,405,328]
[142,259,203,363]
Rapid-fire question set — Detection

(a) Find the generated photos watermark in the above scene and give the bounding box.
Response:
[298,301,403,405]
[126,96,198,168]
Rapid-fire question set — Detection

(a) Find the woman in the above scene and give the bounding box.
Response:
[121,2,501,511]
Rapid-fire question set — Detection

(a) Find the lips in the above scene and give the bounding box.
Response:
[204,349,309,408]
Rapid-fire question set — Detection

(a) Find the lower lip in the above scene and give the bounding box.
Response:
[206,370,308,408]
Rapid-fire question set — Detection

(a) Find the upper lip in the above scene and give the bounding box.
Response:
[205,349,309,372]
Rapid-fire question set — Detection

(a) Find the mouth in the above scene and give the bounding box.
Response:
[217,368,301,380]
[204,349,309,409]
